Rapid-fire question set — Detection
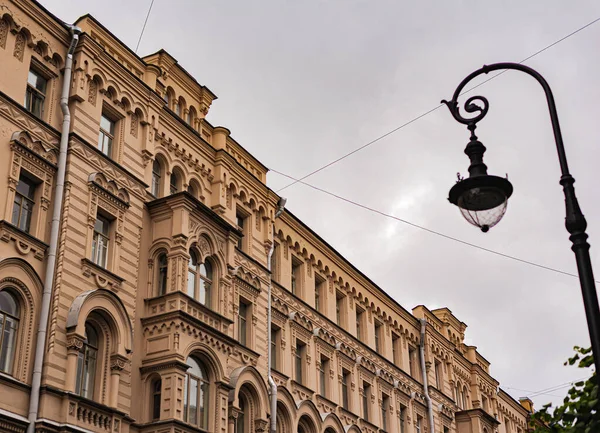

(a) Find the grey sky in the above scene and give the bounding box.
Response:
[40,0,600,408]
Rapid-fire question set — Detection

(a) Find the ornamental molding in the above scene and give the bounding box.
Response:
[81,258,125,292]
[69,138,147,199]
[0,220,47,261]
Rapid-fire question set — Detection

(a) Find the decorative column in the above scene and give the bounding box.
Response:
[227,406,241,433]
[109,354,127,407]
[64,334,85,392]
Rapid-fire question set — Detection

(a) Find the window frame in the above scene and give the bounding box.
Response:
[0,291,20,375]
[319,355,329,398]
[24,66,48,118]
[392,332,401,365]
[356,307,365,342]
[98,112,116,157]
[381,393,389,432]
[336,291,346,327]
[91,213,111,269]
[362,381,371,422]
[314,273,326,313]
[156,252,168,296]
[238,299,249,346]
[374,320,383,353]
[75,323,99,400]
[151,377,162,420]
[12,171,38,234]
[291,255,303,296]
[151,159,162,197]
[341,369,350,410]
[295,340,306,384]
[187,250,213,307]
[183,356,210,430]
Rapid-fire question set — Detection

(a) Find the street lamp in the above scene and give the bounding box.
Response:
[442,62,600,385]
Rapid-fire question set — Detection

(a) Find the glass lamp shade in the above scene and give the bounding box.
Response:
[449,175,513,232]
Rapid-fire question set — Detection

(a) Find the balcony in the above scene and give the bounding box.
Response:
[145,291,233,334]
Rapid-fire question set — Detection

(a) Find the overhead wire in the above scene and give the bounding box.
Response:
[505,376,591,399]
[270,169,600,283]
[276,15,600,193]
[135,0,155,54]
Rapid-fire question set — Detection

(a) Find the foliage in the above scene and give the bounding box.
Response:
[530,346,598,433]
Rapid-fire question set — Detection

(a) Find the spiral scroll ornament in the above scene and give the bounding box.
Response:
[442,95,489,127]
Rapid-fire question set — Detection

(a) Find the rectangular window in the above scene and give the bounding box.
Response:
[341,369,350,410]
[238,300,248,346]
[408,345,418,378]
[295,340,305,384]
[336,292,345,326]
[392,332,401,365]
[319,355,328,398]
[399,405,407,433]
[91,215,110,268]
[435,359,442,389]
[271,242,279,282]
[270,326,279,370]
[24,68,47,118]
[12,172,37,233]
[236,212,246,250]
[315,274,326,313]
[482,395,489,412]
[374,321,382,353]
[98,113,115,157]
[291,256,302,296]
[505,418,511,433]
[416,416,423,433]
[381,393,389,431]
[356,308,364,342]
[362,382,370,421]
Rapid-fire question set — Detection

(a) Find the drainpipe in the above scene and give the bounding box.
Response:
[27,24,81,433]
[420,318,435,433]
[267,197,286,433]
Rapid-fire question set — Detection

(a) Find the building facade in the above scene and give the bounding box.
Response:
[0,1,533,433]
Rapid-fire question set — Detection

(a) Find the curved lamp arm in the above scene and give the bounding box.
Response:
[442,62,569,175]
[442,62,600,393]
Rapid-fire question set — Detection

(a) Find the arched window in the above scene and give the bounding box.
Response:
[462,386,469,409]
[151,160,161,197]
[170,172,178,195]
[236,395,246,433]
[0,291,19,374]
[187,250,213,307]
[187,182,197,198]
[184,356,209,429]
[156,253,168,296]
[151,377,162,420]
[76,323,98,399]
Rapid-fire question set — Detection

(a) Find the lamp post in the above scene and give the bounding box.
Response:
[442,62,600,384]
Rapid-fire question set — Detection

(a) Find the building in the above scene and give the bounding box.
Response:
[0,1,533,432]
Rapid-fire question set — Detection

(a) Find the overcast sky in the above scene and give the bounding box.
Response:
[40,0,600,409]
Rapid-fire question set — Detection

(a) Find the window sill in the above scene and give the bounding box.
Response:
[0,220,48,261]
[81,258,125,292]
[290,380,314,402]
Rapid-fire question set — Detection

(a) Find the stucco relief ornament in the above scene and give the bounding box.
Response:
[13,32,24,61]
[0,19,8,49]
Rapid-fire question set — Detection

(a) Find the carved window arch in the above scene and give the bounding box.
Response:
[0,290,20,374]
[183,355,210,429]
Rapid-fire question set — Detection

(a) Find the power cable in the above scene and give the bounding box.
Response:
[270,169,600,283]
[135,0,155,54]
[276,15,600,193]
[505,376,590,399]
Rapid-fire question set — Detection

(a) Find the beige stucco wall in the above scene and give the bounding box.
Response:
[0,1,532,433]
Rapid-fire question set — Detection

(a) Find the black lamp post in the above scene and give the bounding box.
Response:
[442,62,600,385]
